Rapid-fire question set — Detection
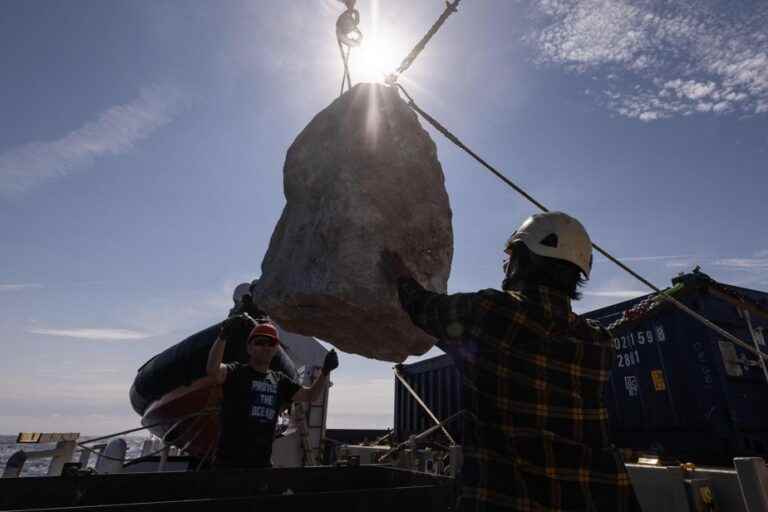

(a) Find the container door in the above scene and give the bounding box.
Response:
[608,319,681,431]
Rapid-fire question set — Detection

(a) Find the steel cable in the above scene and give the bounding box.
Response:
[394,83,767,364]
[394,366,456,446]
[387,0,462,84]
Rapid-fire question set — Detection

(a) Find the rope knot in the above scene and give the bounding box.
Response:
[336,6,363,48]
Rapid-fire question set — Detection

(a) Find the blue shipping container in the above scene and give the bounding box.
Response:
[395,354,464,444]
[394,270,768,464]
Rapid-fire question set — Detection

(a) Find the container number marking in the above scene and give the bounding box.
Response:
[613,325,667,369]
[613,325,667,351]
[617,350,641,368]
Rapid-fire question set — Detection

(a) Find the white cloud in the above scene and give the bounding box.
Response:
[0,85,190,194]
[0,283,43,291]
[578,275,654,312]
[122,282,239,337]
[526,1,768,120]
[594,254,692,263]
[583,290,647,299]
[28,328,152,341]
[714,258,768,270]
[664,79,717,101]
[666,260,696,269]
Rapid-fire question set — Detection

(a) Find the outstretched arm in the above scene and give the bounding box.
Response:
[206,315,254,384]
[380,250,480,342]
[206,335,228,384]
[397,277,481,341]
[292,350,338,402]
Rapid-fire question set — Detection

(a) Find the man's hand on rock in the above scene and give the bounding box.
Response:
[380,250,415,282]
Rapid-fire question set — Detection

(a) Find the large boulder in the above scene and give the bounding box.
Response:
[253,83,453,362]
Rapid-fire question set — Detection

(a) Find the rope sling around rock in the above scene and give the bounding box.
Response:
[376,1,768,368]
[336,0,363,96]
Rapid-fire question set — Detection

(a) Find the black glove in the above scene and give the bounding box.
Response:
[219,314,256,342]
[322,349,339,375]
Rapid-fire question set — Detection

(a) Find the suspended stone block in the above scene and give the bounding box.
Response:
[252,83,453,362]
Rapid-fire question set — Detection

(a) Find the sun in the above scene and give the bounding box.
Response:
[349,39,402,84]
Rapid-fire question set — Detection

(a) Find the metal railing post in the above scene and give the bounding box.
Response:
[743,310,768,383]
[734,457,768,512]
[47,440,77,476]
[2,451,27,478]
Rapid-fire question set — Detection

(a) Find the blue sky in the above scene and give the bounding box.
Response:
[1,0,766,435]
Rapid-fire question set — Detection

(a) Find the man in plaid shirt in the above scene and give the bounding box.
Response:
[381,212,640,511]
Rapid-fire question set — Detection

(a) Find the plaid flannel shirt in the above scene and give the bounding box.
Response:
[398,278,640,512]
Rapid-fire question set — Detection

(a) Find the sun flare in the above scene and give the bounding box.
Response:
[349,39,402,84]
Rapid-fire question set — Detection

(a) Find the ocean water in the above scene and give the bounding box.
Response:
[0,435,147,477]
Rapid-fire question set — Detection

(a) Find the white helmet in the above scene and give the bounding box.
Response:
[506,212,593,277]
[232,282,252,304]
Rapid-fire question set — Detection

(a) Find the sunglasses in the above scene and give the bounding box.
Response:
[249,336,278,347]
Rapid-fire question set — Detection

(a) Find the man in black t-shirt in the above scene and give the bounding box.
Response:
[207,319,339,468]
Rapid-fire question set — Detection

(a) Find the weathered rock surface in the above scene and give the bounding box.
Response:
[252,83,453,362]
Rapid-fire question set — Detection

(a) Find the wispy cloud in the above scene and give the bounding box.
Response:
[123,279,244,337]
[526,0,768,120]
[583,290,647,299]
[28,328,151,341]
[714,258,768,270]
[0,283,43,291]
[0,84,190,194]
[594,254,692,263]
[666,260,697,269]
[578,275,654,312]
